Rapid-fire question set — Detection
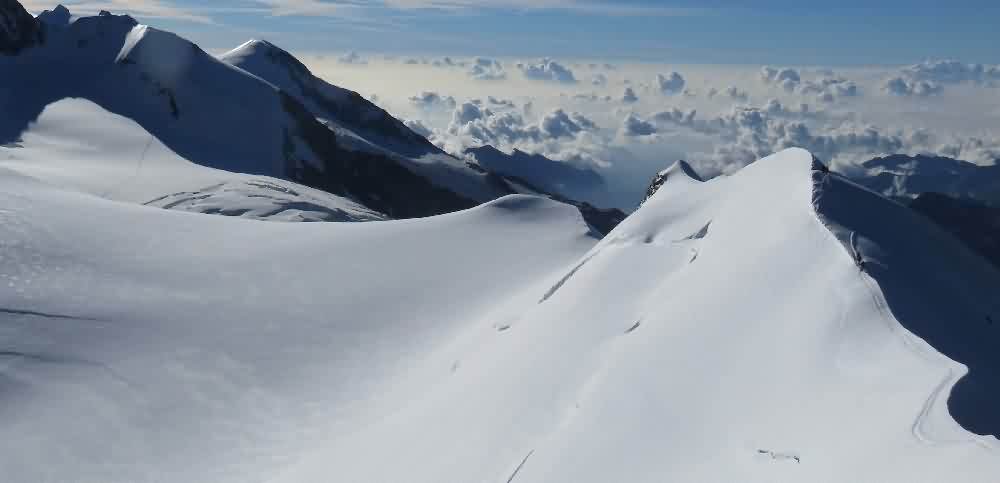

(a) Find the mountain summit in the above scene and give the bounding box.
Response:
[0,2,622,232]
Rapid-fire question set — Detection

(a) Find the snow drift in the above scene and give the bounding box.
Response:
[1,147,998,482]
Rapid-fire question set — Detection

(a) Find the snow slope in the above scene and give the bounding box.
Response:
[1,147,997,482]
[1,97,385,221]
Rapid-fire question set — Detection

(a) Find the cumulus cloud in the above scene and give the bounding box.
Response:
[445,102,597,150]
[572,93,613,102]
[404,119,434,138]
[648,101,927,172]
[724,86,748,102]
[882,77,943,97]
[338,51,367,65]
[487,96,516,108]
[540,109,597,138]
[655,72,686,95]
[760,66,801,91]
[468,57,506,80]
[622,87,638,103]
[409,91,457,110]
[761,66,859,102]
[878,59,1000,97]
[620,113,658,137]
[432,56,464,67]
[517,58,578,83]
[901,59,1000,86]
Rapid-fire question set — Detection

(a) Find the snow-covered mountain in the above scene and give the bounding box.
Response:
[846,154,1000,207]
[1,147,998,482]
[464,144,605,200]
[0,3,621,231]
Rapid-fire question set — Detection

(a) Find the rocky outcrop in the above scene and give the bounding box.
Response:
[0,0,43,55]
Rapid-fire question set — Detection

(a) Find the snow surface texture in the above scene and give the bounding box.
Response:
[1,147,998,482]
[0,98,385,222]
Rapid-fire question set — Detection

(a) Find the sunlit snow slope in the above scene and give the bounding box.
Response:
[0,98,385,221]
[0,148,998,482]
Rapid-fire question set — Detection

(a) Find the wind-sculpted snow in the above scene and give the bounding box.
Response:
[4,146,997,481]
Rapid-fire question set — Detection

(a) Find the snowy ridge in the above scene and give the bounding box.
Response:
[1,147,998,482]
[1,97,384,222]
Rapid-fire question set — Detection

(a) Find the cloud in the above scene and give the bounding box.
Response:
[404,119,434,138]
[882,77,943,97]
[487,96,516,108]
[22,0,213,23]
[338,51,367,64]
[468,57,506,80]
[760,66,801,91]
[432,56,465,67]
[879,59,1000,97]
[540,109,596,138]
[620,113,657,137]
[254,0,707,18]
[901,59,1000,86]
[445,102,598,150]
[724,86,748,102]
[409,91,457,109]
[517,59,578,83]
[761,66,859,102]
[622,87,638,103]
[655,72,685,95]
[591,73,608,86]
[648,102,923,173]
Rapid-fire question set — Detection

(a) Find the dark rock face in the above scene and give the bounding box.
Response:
[0,0,43,55]
[910,192,1000,269]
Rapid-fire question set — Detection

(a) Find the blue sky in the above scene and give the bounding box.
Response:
[25,0,1000,64]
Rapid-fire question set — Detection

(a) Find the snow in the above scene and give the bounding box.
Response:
[1,147,998,482]
[219,38,513,204]
[0,97,385,221]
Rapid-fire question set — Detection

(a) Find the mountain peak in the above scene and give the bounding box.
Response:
[641,159,703,206]
[662,159,704,182]
[1,0,43,55]
[37,4,71,26]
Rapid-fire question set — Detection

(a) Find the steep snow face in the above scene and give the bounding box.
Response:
[1,147,997,482]
[0,98,384,221]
